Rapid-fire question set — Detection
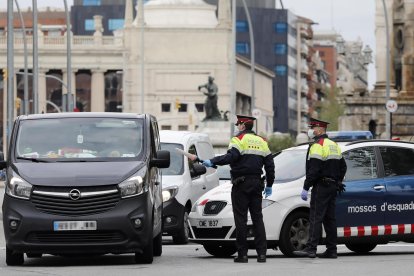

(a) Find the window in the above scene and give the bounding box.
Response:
[195,104,204,112]
[319,51,325,57]
[161,103,171,112]
[380,147,414,177]
[161,125,171,130]
[236,21,248,32]
[274,65,287,76]
[85,19,95,31]
[178,103,188,112]
[83,0,101,6]
[236,42,249,54]
[160,143,183,175]
[274,44,287,55]
[178,125,188,131]
[343,147,377,181]
[274,22,287,33]
[108,19,124,31]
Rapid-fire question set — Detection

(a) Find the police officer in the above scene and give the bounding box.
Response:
[293,118,347,259]
[202,115,275,263]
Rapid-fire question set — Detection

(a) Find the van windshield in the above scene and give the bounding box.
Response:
[160,143,184,175]
[15,117,144,160]
[273,149,307,183]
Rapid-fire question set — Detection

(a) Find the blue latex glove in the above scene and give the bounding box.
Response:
[202,159,213,168]
[301,189,308,201]
[264,187,272,198]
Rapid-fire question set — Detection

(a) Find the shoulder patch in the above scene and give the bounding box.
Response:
[317,138,325,146]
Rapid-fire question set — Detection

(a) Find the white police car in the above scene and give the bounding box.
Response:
[188,140,414,257]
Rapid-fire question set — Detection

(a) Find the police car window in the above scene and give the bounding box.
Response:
[343,147,377,181]
[273,149,307,182]
[379,147,414,177]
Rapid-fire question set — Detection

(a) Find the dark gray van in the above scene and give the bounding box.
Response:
[0,112,170,265]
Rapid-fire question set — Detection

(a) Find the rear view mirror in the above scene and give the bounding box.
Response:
[190,163,207,178]
[151,150,170,168]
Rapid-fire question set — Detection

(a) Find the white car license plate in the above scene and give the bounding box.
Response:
[53,221,97,231]
[197,219,221,228]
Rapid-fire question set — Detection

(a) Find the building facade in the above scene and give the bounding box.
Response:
[0,0,274,150]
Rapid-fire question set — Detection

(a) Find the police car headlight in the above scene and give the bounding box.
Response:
[6,176,32,200]
[162,186,179,202]
[118,176,145,198]
[262,199,275,209]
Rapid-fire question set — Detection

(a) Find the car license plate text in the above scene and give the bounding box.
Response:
[53,221,97,231]
[198,220,220,228]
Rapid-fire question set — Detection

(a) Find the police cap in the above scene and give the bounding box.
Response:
[308,117,329,128]
[235,114,256,126]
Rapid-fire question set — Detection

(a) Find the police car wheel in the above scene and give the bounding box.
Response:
[6,247,24,266]
[345,243,377,254]
[278,210,310,257]
[172,210,190,245]
[203,244,237,258]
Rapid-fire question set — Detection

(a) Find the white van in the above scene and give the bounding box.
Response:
[160,131,219,244]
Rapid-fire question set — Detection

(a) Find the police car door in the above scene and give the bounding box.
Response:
[336,147,385,234]
[378,146,414,227]
[188,144,209,204]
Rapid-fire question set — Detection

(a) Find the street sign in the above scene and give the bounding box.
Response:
[252,108,261,119]
[386,100,398,113]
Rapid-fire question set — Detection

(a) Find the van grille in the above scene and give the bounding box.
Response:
[30,186,120,216]
[26,231,125,243]
[203,201,227,215]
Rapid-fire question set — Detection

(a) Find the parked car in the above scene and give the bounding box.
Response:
[327,130,373,141]
[189,140,414,257]
[160,131,219,244]
[1,113,170,266]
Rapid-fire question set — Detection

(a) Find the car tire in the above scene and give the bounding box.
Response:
[345,243,377,254]
[203,244,237,258]
[6,247,24,266]
[172,210,190,245]
[279,210,310,257]
[153,232,163,257]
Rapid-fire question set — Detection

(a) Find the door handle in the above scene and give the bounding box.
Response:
[373,185,385,190]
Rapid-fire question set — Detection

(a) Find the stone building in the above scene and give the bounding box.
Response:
[0,0,274,151]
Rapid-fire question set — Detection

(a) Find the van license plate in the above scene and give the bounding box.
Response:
[53,221,97,231]
[197,219,220,228]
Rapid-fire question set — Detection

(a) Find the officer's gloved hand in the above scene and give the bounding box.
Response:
[300,189,308,201]
[337,182,346,195]
[263,187,272,198]
[202,159,213,168]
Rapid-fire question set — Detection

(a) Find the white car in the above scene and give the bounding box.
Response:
[188,140,414,257]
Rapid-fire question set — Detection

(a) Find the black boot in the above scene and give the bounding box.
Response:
[234,255,248,263]
[257,255,266,263]
[293,248,316,258]
[317,250,337,259]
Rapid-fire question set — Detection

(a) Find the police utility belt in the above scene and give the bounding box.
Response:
[231,175,265,188]
[320,177,337,186]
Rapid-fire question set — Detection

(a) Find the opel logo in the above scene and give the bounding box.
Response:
[69,189,81,200]
[210,205,217,210]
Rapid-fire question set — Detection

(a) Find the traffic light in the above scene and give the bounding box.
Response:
[175,99,181,110]
[2,69,7,80]
[15,97,21,110]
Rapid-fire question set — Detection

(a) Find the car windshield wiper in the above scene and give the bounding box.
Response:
[16,156,51,163]
[54,159,106,162]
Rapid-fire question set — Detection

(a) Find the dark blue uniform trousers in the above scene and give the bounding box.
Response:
[231,178,267,256]
[306,182,338,253]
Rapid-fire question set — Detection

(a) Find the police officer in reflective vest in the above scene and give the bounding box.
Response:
[202,115,275,263]
[293,118,347,259]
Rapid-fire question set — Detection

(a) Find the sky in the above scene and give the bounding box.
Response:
[1,0,377,88]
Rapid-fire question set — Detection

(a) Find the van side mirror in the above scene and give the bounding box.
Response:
[0,152,6,170]
[190,163,207,178]
[151,150,170,168]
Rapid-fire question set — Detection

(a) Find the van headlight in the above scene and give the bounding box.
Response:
[118,176,145,198]
[162,186,179,202]
[6,176,32,200]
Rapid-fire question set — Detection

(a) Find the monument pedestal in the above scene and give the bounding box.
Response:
[196,120,231,152]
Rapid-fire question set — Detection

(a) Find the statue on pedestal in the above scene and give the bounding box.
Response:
[198,76,222,121]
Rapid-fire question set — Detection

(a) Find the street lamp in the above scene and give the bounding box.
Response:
[6,0,14,145]
[381,0,391,139]
[63,0,72,112]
